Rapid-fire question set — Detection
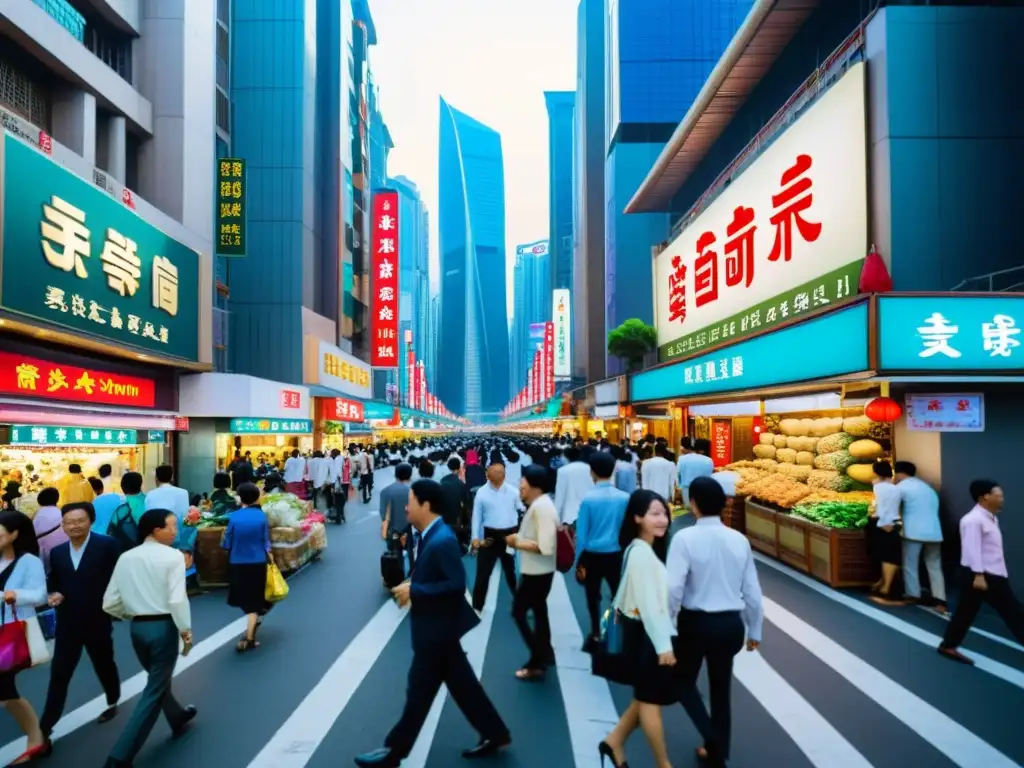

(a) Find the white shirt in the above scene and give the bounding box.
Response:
[518,494,559,575]
[70,533,91,570]
[471,482,521,541]
[554,461,594,525]
[308,456,331,486]
[712,471,741,497]
[504,460,523,490]
[613,539,675,654]
[103,540,191,631]
[283,456,306,483]
[642,456,677,500]
[328,455,344,483]
[873,481,901,528]
[145,484,190,525]
[667,517,764,642]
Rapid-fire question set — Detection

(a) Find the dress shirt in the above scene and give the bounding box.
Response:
[33,505,69,574]
[309,456,331,487]
[677,453,715,503]
[222,506,272,564]
[283,456,306,483]
[70,533,91,570]
[92,491,123,534]
[554,461,594,525]
[328,455,344,484]
[103,540,191,631]
[471,482,521,542]
[667,517,765,642]
[613,540,675,655]
[872,481,901,528]
[614,461,637,494]
[641,456,677,501]
[504,460,523,490]
[145,484,190,523]
[959,504,1007,577]
[575,482,628,561]
[518,494,559,575]
[897,476,943,542]
[712,471,741,497]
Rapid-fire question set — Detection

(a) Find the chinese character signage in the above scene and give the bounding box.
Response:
[0,350,156,407]
[905,394,984,432]
[370,189,399,367]
[317,340,372,399]
[631,303,868,402]
[879,297,1024,372]
[280,389,302,409]
[544,321,555,399]
[0,134,200,361]
[711,421,732,467]
[228,418,313,434]
[147,430,166,443]
[215,158,246,257]
[6,425,138,447]
[553,288,571,379]
[653,63,867,363]
[322,397,365,423]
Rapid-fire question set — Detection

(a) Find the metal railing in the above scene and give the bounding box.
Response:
[950,266,1024,294]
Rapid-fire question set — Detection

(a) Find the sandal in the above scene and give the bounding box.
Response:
[515,667,545,681]
[235,636,260,653]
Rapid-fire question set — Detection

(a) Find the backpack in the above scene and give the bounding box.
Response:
[107,501,140,553]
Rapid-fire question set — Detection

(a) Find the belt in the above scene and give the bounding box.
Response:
[132,614,172,622]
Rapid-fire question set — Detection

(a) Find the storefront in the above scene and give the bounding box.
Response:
[303,337,373,451]
[592,378,626,443]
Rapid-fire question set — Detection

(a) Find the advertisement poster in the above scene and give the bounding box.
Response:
[905,394,984,432]
[553,288,571,378]
[712,420,732,467]
[544,321,555,399]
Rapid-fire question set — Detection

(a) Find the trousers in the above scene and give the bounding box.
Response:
[903,540,947,601]
[41,622,121,733]
[472,527,517,610]
[512,572,554,668]
[578,550,623,638]
[942,568,1024,649]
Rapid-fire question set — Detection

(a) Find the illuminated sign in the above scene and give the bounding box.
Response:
[516,240,549,257]
[229,418,313,434]
[319,341,372,398]
[215,157,246,257]
[0,350,156,407]
[322,397,365,423]
[544,321,555,399]
[7,425,138,446]
[553,288,571,379]
[280,389,302,409]
[370,189,399,367]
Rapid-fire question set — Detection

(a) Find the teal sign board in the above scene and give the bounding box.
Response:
[0,134,200,361]
[147,430,166,443]
[8,425,137,446]
[363,402,394,420]
[879,296,1024,371]
[229,418,312,434]
[631,303,869,402]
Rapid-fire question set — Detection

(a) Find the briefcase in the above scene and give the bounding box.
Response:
[381,549,405,589]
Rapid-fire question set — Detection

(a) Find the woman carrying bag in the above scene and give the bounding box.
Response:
[222,483,273,652]
[0,510,51,764]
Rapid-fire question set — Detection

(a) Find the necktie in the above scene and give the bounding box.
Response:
[413,531,422,559]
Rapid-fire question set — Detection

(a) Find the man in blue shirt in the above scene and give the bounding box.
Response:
[574,451,629,651]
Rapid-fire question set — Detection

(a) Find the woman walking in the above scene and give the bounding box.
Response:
[222,483,272,651]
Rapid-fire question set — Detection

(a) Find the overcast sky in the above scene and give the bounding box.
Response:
[367,0,579,318]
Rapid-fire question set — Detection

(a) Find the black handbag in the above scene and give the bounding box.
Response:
[590,543,643,685]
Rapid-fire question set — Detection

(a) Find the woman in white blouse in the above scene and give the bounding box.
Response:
[0,510,50,763]
[599,489,676,768]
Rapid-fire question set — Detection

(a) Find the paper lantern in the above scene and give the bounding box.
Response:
[858,244,893,294]
[865,396,902,423]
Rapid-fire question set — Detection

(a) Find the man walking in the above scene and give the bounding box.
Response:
[470,457,520,611]
[895,461,947,612]
[355,480,510,766]
[439,457,473,552]
[102,510,196,767]
[382,463,415,574]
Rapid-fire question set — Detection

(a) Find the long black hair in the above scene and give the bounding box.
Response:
[618,489,670,563]
[0,510,40,557]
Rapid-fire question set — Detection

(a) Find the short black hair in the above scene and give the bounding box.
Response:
[62,501,96,523]
[690,476,726,516]
[893,461,916,477]
[36,487,60,507]
[68,463,82,474]
[589,451,617,480]
[88,477,104,495]
[410,479,442,515]
[395,463,414,482]
[237,482,261,505]
[98,464,112,478]
[447,457,462,472]
[564,447,580,462]
[121,472,143,495]
[872,461,893,479]
[0,511,38,556]
[419,460,435,478]
[214,471,231,490]
[155,465,174,484]
[522,464,548,491]
[970,479,999,502]
[138,509,174,543]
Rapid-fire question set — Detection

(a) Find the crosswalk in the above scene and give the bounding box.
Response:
[1,475,1021,768]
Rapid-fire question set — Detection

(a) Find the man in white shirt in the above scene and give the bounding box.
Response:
[307,450,332,511]
[869,461,903,603]
[642,444,677,501]
[554,447,594,525]
[360,448,376,503]
[144,465,191,559]
[470,458,521,611]
[283,449,307,497]
[102,509,196,767]
[677,437,715,505]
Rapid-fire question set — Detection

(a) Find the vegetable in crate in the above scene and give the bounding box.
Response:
[809,417,843,436]
[786,436,820,453]
[791,500,871,529]
[813,450,857,471]
[817,432,855,454]
[848,439,885,460]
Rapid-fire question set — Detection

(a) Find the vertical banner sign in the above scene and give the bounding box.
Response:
[553,289,571,379]
[371,190,400,367]
[216,158,247,256]
[712,421,732,468]
[544,321,555,399]
[527,366,535,405]
[533,350,542,404]
[406,347,415,408]
[412,361,421,412]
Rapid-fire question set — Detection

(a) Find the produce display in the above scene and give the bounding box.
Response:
[0,447,135,497]
[790,500,871,529]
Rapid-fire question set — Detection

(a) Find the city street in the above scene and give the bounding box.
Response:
[2,466,1022,768]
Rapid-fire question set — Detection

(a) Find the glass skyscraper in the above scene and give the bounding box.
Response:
[390,175,430,405]
[437,98,510,420]
[510,241,551,389]
[545,92,576,294]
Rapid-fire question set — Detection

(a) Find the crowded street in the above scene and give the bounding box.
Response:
[1,461,1019,768]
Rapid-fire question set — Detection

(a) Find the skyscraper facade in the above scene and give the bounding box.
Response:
[604,0,753,372]
[510,241,552,386]
[437,98,509,419]
[426,294,441,392]
[545,92,576,296]
[390,175,430,405]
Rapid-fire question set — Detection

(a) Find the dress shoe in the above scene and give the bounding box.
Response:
[353,747,401,766]
[461,733,511,759]
[171,705,198,738]
[97,704,119,724]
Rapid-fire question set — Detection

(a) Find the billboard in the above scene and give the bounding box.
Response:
[370,190,399,367]
[516,240,550,258]
[553,288,571,379]
[529,322,546,341]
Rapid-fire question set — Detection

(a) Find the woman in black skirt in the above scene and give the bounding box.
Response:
[221,482,272,651]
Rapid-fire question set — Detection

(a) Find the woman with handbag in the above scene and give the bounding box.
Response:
[597,490,675,768]
[221,483,272,652]
[0,510,50,764]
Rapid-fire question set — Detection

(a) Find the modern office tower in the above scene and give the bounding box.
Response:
[545,92,576,297]
[390,175,430,406]
[510,241,552,386]
[437,98,510,420]
[426,294,441,392]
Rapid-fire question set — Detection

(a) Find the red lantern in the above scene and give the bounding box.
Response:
[864,396,902,423]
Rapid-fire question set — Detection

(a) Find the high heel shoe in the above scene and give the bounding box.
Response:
[598,741,628,768]
[6,739,52,765]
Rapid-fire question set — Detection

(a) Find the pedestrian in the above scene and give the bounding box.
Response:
[330,448,351,524]
[222,483,272,652]
[938,479,1024,664]
[31,487,68,576]
[506,464,559,680]
[101,509,196,767]
[895,461,947,613]
[676,437,713,505]
[355,480,510,767]
[56,464,95,506]
[868,461,903,603]
[641,444,677,502]
[307,450,331,512]
[40,502,121,741]
[90,476,123,537]
[439,457,473,552]
[283,449,307,498]
[469,457,520,611]
[554,447,594,525]
[360,446,376,503]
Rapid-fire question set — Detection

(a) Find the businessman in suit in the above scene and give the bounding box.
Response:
[355,480,510,767]
[439,457,473,553]
[41,501,122,738]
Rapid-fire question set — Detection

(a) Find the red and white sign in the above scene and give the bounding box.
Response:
[121,187,136,210]
[543,322,555,399]
[712,421,732,468]
[323,397,365,423]
[370,189,400,367]
[0,351,156,408]
[174,416,191,432]
[280,389,302,409]
[38,131,52,155]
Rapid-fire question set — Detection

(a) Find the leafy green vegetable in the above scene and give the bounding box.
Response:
[789,501,870,530]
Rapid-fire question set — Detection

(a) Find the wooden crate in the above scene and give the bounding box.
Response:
[744,500,778,557]
[808,524,878,587]
[195,526,229,586]
[722,496,746,534]
[776,514,812,573]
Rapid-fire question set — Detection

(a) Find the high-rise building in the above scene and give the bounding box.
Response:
[390,175,430,405]
[437,98,509,420]
[510,241,551,387]
[573,0,607,383]
[604,0,753,372]
[545,92,576,297]
[426,294,441,392]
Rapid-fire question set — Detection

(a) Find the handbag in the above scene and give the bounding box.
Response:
[265,561,290,603]
[555,525,575,573]
[590,544,642,685]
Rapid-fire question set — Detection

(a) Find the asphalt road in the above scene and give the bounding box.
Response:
[1,464,1022,768]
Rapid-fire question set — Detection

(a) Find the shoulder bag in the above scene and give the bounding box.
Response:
[0,557,52,674]
[590,542,644,685]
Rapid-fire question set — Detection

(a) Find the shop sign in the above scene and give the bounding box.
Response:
[631,303,868,403]
[323,397,365,423]
[318,341,372,399]
[370,189,399,367]
[280,389,302,409]
[905,393,984,432]
[7,424,137,446]
[653,63,867,363]
[215,158,246,257]
[229,418,313,434]
[553,289,571,379]
[879,296,1024,371]
[0,350,156,408]
[544,321,555,399]
[174,416,190,432]
[712,421,732,467]
[363,401,394,421]
[0,134,200,361]
[147,430,166,442]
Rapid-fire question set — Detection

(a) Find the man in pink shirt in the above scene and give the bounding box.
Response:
[938,479,1024,664]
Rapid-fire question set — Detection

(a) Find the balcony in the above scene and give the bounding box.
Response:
[951,267,1024,294]
[30,0,85,41]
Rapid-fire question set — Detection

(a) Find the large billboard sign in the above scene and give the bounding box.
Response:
[370,190,399,367]
[553,288,571,379]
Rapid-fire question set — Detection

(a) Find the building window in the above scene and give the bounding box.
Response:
[216,89,230,133]
[84,23,133,83]
[0,55,49,128]
[125,131,141,191]
[216,25,229,91]
[217,0,230,26]
[31,0,85,41]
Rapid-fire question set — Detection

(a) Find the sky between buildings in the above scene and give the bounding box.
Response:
[369,0,579,321]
